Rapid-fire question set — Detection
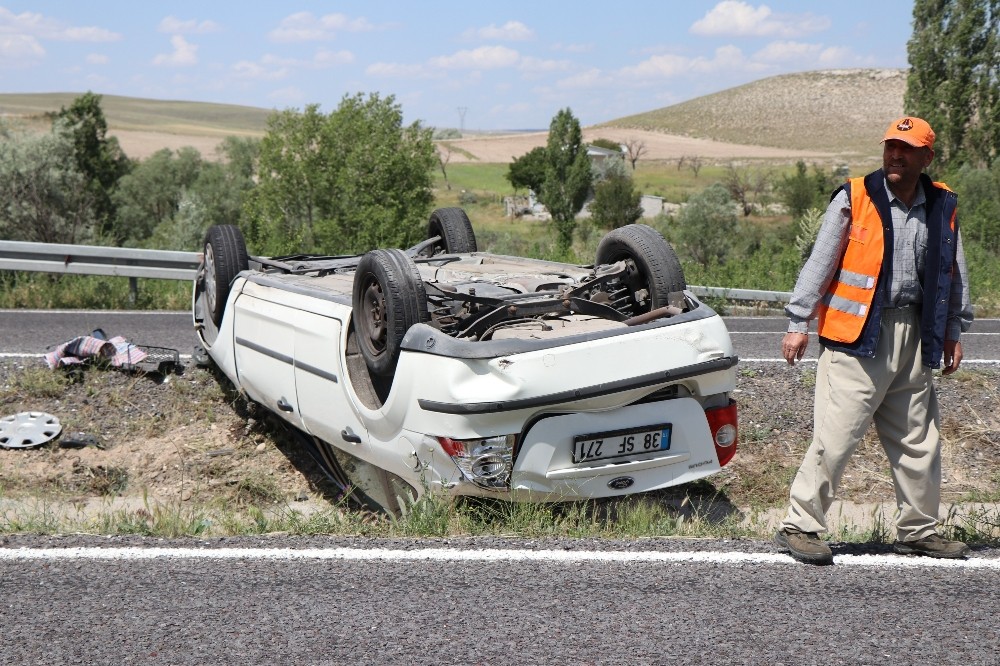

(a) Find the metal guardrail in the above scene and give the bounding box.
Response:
[0,240,793,304]
[0,241,201,280]
[688,285,791,304]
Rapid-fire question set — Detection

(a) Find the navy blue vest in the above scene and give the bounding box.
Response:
[820,169,958,369]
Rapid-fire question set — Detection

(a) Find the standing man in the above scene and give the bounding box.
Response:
[775,116,974,565]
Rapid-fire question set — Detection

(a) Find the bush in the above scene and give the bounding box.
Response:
[666,183,738,268]
[589,171,643,230]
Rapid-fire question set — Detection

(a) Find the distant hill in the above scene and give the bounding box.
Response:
[600,69,906,156]
[0,70,907,161]
[0,92,270,136]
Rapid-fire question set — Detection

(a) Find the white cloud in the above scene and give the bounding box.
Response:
[551,42,594,54]
[429,45,521,70]
[85,53,109,65]
[268,12,376,42]
[555,68,608,89]
[690,1,830,38]
[233,59,288,81]
[462,21,534,41]
[233,48,351,80]
[518,56,571,74]
[153,35,198,67]
[620,45,767,79]
[158,16,221,35]
[751,41,861,67]
[366,61,430,78]
[753,40,822,63]
[0,34,44,62]
[0,7,121,42]
[313,48,354,67]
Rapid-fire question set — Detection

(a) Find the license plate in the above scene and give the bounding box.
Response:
[572,423,672,464]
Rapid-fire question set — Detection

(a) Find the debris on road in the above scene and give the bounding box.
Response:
[43,328,179,374]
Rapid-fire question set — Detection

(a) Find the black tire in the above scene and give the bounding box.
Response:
[595,224,686,312]
[203,225,249,326]
[352,248,429,376]
[426,207,477,254]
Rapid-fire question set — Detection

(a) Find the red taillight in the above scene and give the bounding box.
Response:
[705,399,738,467]
[437,436,464,457]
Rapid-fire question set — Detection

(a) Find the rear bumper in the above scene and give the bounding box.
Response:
[508,396,729,500]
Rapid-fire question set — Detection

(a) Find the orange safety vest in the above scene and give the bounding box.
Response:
[817,175,956,345]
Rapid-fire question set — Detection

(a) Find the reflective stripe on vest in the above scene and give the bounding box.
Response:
[816,177,884,344]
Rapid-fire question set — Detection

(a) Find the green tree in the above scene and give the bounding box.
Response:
[907,0,999,168]
[0,120,95,244]
[779,161,840,218]
[111,147,205,245]
[537,108,592,254]
[245,94,436,255]
[243,105,327,253]
[949,161,1000,253]
[55,92,132,235]
[319,93,437,252]
[506,146,548,193]
[668,183,738,268]
[590,168,643,230]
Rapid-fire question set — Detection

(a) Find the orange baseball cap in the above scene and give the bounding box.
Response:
[882,116,935,148]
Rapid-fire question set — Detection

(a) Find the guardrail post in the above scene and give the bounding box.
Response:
[129,277,138,305]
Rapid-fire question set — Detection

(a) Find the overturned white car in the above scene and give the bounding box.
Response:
[193,208,739,513]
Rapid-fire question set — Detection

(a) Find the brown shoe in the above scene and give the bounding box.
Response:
[775,527,834,565]
[892,533,970,559]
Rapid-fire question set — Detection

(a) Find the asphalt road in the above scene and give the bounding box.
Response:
[2,312,999,664]
[2,535,1000,665]
[2,310,999,362]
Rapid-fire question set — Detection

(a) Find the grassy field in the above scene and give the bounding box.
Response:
[0,92,271,136]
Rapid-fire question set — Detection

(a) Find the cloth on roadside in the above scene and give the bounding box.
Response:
[44,335,148,369]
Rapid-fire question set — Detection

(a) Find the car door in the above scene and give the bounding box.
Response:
[232,293,302,429]
[293,310,371,454]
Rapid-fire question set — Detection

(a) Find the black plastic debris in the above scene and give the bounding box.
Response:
[58,432,104,449]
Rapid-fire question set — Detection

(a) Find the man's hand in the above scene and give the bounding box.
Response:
[942,339,963,375]
[782,332,809,366]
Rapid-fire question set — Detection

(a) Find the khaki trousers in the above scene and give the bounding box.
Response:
[782,306,942,541]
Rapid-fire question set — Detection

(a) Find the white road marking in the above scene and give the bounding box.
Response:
[0,309,189,315]
[729,331,997,335]
[1,547,997,568]
[739,358,1000,364]
[0,352,192,360]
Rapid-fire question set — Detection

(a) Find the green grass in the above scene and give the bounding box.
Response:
[0,273,190,310]
[3,489,997,544]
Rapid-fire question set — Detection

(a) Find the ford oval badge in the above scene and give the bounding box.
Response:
[607,476,634,490]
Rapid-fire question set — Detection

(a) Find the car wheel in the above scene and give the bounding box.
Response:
[595,224,686,312]
[203,225,249,326]
[352,248,429,376]
[426,207,477,254]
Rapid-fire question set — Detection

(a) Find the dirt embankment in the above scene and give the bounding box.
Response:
[2,358,997,522]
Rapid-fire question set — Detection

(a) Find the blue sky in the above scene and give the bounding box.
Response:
[0,1,915,130]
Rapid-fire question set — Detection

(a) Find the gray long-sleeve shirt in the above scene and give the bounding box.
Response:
[786,178,973,340]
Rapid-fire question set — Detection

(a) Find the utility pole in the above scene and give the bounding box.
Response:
[457,107,467,134]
